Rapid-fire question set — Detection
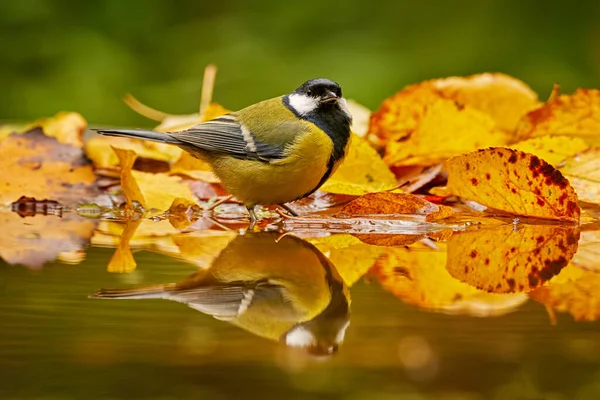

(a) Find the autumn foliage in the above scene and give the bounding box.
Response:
[1,70,600,323]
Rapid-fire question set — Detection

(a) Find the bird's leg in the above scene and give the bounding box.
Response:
[246,205,258,230]
[278,203,299,217]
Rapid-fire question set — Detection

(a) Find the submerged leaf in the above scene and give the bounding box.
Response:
[446,224,579,293]
[446,148,580,222]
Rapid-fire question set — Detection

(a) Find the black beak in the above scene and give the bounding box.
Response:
[321,90,338,103]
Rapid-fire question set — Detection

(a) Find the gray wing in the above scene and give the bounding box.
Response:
[170,114,286,162]
[171,282,288,321]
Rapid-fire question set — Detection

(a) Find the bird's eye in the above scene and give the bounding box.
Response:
[307,90,313,96]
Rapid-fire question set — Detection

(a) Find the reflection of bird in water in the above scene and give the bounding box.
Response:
[91,232,351,356]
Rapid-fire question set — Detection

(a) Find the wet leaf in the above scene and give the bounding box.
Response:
[509,136,589,166]
[11,196,64,217]
[0,130,97,206]
[559,147,600,204]
[0,112,87,147]
[336,192,454,222]
[529,264,600,322]
[112,147,198,212]
[112,147,146,209]
[107,218,142,273]
[0,211,96,269]
[166,197,203,230]
[515,88,600,144]
[320,134,397,195]
[445,148,580,222]
[308,234,385,286]
[373,245,529,316]
[446,224,579,293]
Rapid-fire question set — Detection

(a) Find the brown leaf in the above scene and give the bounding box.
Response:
[446,224,579,293]
[445,147,580,222]
[336,192,454,222]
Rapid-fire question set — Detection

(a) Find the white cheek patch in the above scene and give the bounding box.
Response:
[288,93,319,115]
[285,326,316,348]
[337,97,352,121]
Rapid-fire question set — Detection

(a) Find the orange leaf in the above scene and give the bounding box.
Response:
[514,88,600,143]
[368,73,537,166]
[447,224,579,293]
[112,147,146,209]
[0,112,87,147]
[336,192,453,222]
[445,148,580,222]
[0,130,97,206]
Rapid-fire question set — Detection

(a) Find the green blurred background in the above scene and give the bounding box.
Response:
[1,0,599,127]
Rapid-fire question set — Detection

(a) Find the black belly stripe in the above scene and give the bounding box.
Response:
[282,95,351,201]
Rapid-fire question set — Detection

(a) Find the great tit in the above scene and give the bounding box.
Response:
[91,232,351,356]
[97,79,353,227]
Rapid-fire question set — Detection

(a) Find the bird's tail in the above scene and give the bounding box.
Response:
[89,284,176,300]
[94,128,181,145]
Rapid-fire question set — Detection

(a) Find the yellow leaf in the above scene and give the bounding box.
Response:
[446,148,580,222]
[559,146,600,204]
[368,73,537,167]
[509,136,589,166]
[373,245,528,316]
[86,135,181,169]
[112,147,146,209]
[308,234,385,286]
[172,230,238,268]
[446,224,579,293]
[431,72,539,133]
[133,171,197,211]
[515,88,600,143]
[0,130,97,206]
[0,112,87,147]
[321,134,397,195]
[107,218,142,273]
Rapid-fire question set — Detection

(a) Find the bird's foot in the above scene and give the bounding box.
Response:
[204,195,234,211]
[277,203,299,217]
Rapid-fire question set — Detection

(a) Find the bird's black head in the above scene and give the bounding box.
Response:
[285,78,351,120]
